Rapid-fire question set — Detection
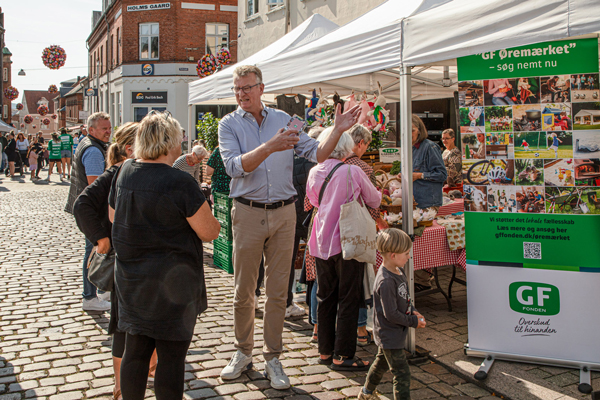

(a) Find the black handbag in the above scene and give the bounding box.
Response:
[87,247,115,292]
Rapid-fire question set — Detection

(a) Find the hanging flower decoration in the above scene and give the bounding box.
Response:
[51,114,57,120]
[42,45,67,70]
[217,48,231,66]
[32,125,37,129]
[42,118,51,126]
[196,54,219,78]
[20,123,25,128]
[4,86,19,101]
[24,115,33,124]
[37,105,49,116]
[48,84,58,93]
[16,103,24,111]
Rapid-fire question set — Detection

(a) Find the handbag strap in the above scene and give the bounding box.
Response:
[318,162,345,205]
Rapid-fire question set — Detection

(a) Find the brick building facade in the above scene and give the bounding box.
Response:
[87,0,237,129]
[2,47,12,124]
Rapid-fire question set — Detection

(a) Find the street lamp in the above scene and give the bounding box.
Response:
[18,69,25,76]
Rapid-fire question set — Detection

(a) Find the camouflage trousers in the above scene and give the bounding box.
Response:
[365,347,411,400]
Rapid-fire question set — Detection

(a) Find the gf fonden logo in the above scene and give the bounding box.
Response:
[509,282,560,316]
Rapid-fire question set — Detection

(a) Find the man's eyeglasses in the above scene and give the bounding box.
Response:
[146,110,172,120]
[231,83,260,94]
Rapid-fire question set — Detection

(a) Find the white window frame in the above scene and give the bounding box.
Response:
[247,0,258,17]
[139,23,159,60]
[205,23,229,56]
[267,0,284,9]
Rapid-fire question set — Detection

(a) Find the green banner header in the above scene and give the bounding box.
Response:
[457,38,599,80]
[465,212,600,270]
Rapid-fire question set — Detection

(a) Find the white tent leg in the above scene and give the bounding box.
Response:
[188,105,193,152]
[399,65,415,355]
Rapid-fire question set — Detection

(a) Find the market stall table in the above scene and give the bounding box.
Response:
[438,198,464,216]
[378,220,465,311]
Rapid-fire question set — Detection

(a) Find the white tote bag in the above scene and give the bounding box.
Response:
[339,166,377,264]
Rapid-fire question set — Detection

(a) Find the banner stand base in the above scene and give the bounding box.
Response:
[579,367,593,394]
[474,355,495,381]
[465,344,599,393]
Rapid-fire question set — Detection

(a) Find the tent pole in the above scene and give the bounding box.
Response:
[399,65,416,355]
[188,104,193,153]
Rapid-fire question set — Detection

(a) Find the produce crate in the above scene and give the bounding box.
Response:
[213,191,233,211]
[213,237,233,274]
[213,208,232,241]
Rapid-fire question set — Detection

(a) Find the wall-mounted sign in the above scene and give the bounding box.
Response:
[142,63,154,76]
[379,147,401,163]
[179,67,189,71]
[85,88,98,97]
[127,3,171,12]
[132,91,168,104]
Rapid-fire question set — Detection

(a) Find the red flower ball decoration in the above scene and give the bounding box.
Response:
[217,48,231,66]
[20,123,25,128]
[48,84,58,93]
[51,114,57,120]
[24,115,33,124]
[32,125,37,129]
[196,54,218,78]
[16,103,24,111]
[42,45,67,70]
[42,118,51,126]
[4,86,19,101]
[38,105,49,116]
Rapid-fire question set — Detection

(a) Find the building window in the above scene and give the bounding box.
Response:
[247,0,258,17]
[206,24,229,56]
[140,23,159,60]
[267,0,284,9]
[3,105,7,119]
[3,68,7,82]
[116,28,120,65]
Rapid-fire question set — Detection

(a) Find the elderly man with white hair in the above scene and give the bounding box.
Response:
[172,145,209,186]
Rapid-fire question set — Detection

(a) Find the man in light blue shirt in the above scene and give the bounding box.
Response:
[219,65,359,389]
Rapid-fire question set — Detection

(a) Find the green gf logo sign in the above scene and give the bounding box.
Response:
[509,282,560,316]
[382,149,398,153]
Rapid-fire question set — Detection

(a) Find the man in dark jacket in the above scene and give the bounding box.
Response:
[64,112,112,312]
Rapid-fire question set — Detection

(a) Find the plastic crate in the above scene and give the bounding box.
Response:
[213,191,233,210]
[213,208,233,240]
[213,237,233,274]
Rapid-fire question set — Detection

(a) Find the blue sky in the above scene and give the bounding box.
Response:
[3,1,99,102]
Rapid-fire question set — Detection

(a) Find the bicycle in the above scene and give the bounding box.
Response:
[466,159,509,185]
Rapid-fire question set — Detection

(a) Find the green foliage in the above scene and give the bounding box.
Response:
[462,134,477,146]
[486,106,513,118]
[196,113,220,151]
[390,161,401,175]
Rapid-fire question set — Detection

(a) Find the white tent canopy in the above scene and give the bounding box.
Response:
[188,14,339,105]
[0,119,14,133]
[188,0,600,105]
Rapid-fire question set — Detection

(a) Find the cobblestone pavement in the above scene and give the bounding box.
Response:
[0,176,594,400]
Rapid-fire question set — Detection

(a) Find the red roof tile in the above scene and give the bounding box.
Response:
[23,91,59,115]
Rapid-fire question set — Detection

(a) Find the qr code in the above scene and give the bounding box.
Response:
[523,242,542,260]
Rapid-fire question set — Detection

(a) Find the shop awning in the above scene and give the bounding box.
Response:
[188,14,339,105]
[0,119,14,133]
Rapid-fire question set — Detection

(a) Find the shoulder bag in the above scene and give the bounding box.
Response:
[339,166,377,264]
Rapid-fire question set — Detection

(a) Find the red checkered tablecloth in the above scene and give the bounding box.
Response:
[376,221,466,271]
[438,199,464,216]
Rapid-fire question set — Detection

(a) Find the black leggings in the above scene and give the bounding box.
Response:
[120,333,191,400]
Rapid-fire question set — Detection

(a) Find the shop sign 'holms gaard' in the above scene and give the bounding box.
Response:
[127,3,171,12]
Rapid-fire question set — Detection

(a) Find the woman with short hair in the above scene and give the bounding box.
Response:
[108,111,220,399]
[172,144,209,185]
[306,127,381,371]
[73,122,146,400]
[441,128,462,190]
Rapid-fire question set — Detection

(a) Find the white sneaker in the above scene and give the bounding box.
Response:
[264,357,290,390]
[97,292,111,302]
[255,296,260,310]
[82,297,111,311]
[285,302,306,319]
[220,350,253,380]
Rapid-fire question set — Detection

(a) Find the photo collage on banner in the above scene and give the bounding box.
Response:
[459,72,600,215]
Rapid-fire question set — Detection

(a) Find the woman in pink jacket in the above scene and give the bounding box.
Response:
[306,127,381,372]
